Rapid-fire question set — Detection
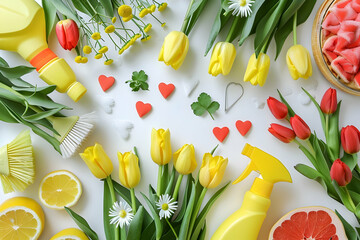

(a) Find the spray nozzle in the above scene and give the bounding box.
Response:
[233,144,292,185]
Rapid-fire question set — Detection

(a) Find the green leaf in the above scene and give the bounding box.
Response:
[294,164,323,180]
[64,207,99,240]
[178,183,196,240]
[103,180,116,240]
[349,190,360,206]
[174,174,194,222]
[342,153,358,171]
[336,210,359,240]
[312,133,331,181]
[277,90,296,117]
[0,65,35,79]
[332,181,355,213]
[23,107,64,121]
[205,7,232,56]
[328,101,341,160]
[42,0,57,42]
[127,206,145,240]
[50,0,79,23]
[165,166,177,195]
[239,0,266,45]
[207,101,220,114]
[254,0,288,56]
[160,223,181,240]
[198,222,207,240]
[71,0,95,17]
[184,0,210,36]
[191,182,230,240]
[191,93,219,119]
[21,91,70,110]
[14,85,57,95]
[141,193,163,240]
[278,0,305,29]
[127,70,148,92]
[0,101,18,123]
[98,0,114,17]
[140,222,156,240]
[132,70,148,82]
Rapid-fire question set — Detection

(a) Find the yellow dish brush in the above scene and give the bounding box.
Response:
[0,130,34,194]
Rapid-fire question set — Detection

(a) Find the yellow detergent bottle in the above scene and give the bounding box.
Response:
[211,144,292,240]
[0,0,86,102]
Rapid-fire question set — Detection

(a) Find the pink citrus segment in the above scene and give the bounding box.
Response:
[269,206,347,240]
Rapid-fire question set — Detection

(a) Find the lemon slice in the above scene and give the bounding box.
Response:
[0,197,45,240]
[39,170,82,209]
[50,228,89,240]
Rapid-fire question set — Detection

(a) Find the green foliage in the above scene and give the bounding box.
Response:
[126,70,149,92]
[65,207,99,240]
[191,92,220,120]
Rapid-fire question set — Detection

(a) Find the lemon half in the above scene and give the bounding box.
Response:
[50,228,89,240]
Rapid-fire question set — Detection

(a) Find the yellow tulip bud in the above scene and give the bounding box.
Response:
[199,153,228,189]
[173,144,197,175]
[158,31,189,70]
[244,52,270,87]
[208,42,237,76]
[286,44,312,80]
[117,152,141,189]
[151,128,172,165]
[80,143,114,179]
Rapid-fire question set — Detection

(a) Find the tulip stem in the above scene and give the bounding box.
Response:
[188,187,207,240]
[293,11,297,45]
[173,174,184,200]
[157,165,164,196]
[106,176,120,240]
[130,188,137,214]
[211,144,219,155]
[225,16,240,42]
[344,187,356,212]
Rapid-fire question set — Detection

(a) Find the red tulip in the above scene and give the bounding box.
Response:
[320,88,337,114]
[330,159,352,186]
[290,115,311,140]
[267,97,288,120]
[341,125,360,154]
[56,19,79,50]
[268,124,296,143]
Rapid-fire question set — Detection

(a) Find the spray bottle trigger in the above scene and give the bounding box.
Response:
[233,161,257,185]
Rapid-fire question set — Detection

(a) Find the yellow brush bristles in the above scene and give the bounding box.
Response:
[0,131,35,193]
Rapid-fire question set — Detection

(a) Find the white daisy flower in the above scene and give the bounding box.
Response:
[229,0,254,18]
[156,194,178,220]
[109,201,134,228]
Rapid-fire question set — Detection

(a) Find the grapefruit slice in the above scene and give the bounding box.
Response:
[269,206,347,240]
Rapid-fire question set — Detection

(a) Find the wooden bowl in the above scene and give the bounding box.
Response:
[312,0,360,96]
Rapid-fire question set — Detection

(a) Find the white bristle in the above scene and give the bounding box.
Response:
[60,112,96,158]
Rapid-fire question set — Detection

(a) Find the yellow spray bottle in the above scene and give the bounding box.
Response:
[211,144,292,240]
[0,0,86,102]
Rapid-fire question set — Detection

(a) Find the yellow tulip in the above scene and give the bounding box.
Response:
[199,153,228,189]
[208,42,236,76]
[286,44,312,80]
[244,52,270,87]
[158,31,189,70]
[117,152,141,189]
[80,143,113,179]
[173,144,197,175]
[151,128,172,165]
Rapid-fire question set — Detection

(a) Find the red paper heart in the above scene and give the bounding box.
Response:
[136,101,152,117]
[235,120,252,136]
[213,127,229,143]
[159,83,175,99]
[98,75,115,92]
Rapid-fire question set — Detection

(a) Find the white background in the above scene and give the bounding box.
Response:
[1,0,360,239]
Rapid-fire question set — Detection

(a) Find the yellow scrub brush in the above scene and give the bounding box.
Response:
[0,130,34,194]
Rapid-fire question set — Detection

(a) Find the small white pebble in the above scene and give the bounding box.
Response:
[116,120,134,140]
[298,92,311,105]
[183,78,199,97]
[102,97,115,114]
